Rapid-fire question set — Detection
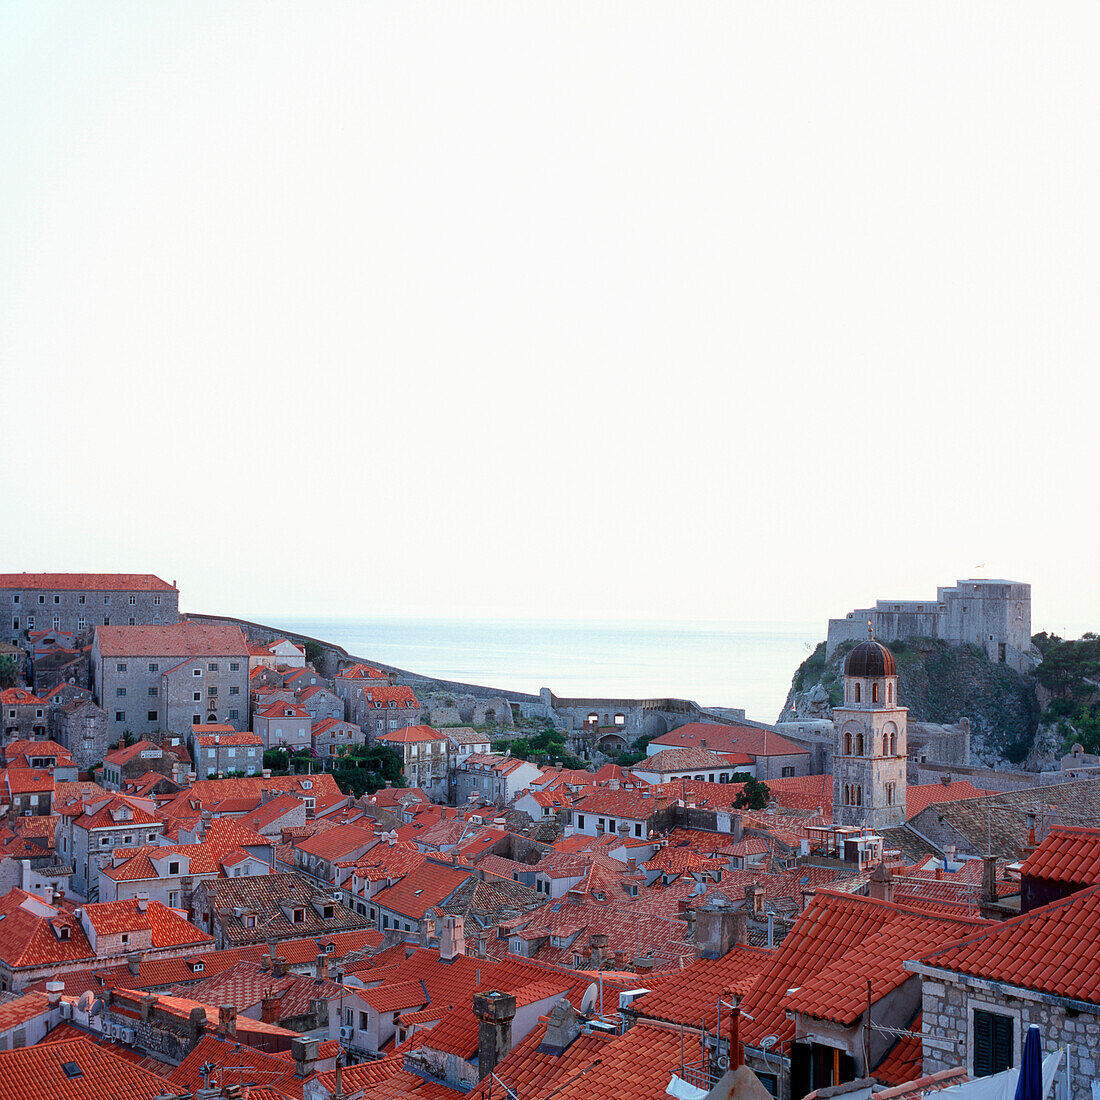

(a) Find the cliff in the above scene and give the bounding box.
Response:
[780,637,1040,766]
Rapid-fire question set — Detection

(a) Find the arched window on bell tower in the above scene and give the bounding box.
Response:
[890,731,897,755]
[845,731,853,755]
[856,786,862,806]
[856,733,865,755]
[872,682,879,704]
[855,683,861,703]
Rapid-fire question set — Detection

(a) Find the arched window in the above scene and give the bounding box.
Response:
[843,785,850,806]
[856,733,865,756]
[890,732,898,755]
[872,682,879,704]
[883,733,889,756]
[855,683,861,703]
[845,731,853,755]
[887,683,893,705]
[856,786,862,806]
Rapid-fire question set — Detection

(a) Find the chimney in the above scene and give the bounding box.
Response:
[315,952,328,980]
[188,1005,206,1042]
[218,1004,237,1039]
[126,951,142,976]
[261,991,281,1024]
[46,981,64,1006]
[982,855,999,904]
[588,933,609,969]
[292,1037,320,1079]
[440,915,466,962]
[140,993,158,1022]
[260,954,271,971]
[473,991,517,1080]
[136,892,149,913]
[273,956,288,977]
[333,1053,346,1100]
[801,888,816,913]
[474,932,488,959]
[539,998,582,1055]
[727,994,744,1070]
[694,895,745,960]
[868,862,894,904]
[745,883,765,916]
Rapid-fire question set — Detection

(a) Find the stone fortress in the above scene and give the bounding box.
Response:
[826,577,1035,674]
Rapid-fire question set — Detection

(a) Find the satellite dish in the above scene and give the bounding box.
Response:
[90,998,105,1017]
[76,991,94,1013]
[761,1035,778,1050]
[716,1056,729,1070]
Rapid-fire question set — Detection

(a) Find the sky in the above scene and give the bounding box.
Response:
[1,2,1098,636]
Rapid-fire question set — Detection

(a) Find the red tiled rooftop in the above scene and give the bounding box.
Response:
[95,622,247,657]
[649,722,807,759]
[380,724,441,745]
[0,1035,174,1099]
[919,883,1100,1002]
[0,573,176,592]
[1020,825,1100,885]
[905,780,989,820]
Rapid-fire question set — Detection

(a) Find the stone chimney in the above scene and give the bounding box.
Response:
[260,954,271,972]
[439,915,465,962]
[140,993,158,1022]
[188,1005,206,1043]
[218,1004,237,1039]
[136,892,149,913]
[694,895,746,960]
[315,951,329,980]
[292,1037,320,1079]
[588,933,609,969]
[473,931,488,959]
[981,855,999,904]
[46,981,64,1006]
[261,991,281,1024]
[868,862,894,904]
[273,956,288,977]
[473,991,517,1080]
[745,883,765,916]
[801,887,816,912]
[539,999,582,1055]
[126,951,142,976]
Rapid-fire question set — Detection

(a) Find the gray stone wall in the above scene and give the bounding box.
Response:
[52,700,110,770]
[921,971,1096,1098]
[2,585,178,648]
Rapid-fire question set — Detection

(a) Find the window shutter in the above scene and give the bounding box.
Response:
[992,1013,1013,1074]
[974,1010,992,1076]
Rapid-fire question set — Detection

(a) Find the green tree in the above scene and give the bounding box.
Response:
[733,777,771,810]
[0,654,18,689]
[303,639,324,668]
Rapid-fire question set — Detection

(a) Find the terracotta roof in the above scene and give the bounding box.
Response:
[0,991,51,1031]
[2,769,54,796]
[639,747,754,772]
[649,722,807,758]
[103,741,164,767]
[380,725,441,745]
[1020,825,1100,885]
[571,788,664,821]
[95,622,247,658]
[629,946,771,1027]
[363,684,420,707]
[372,862,473,920]
[919,883,1100,1002]
[170,1033,308,1097]
[83,898,214,948]
[337,663,388,680]
[294,823,378,862]
[195,731,263,747]
[0,573,175,592]
[0,1035,175,1099]
[905,781,989,820]
[874,1013,923,1086]
[741,892,987,1048]
[256,701,311,719]
[359,978,430,1013]
[0,889,94,968]
[0,688,48,707]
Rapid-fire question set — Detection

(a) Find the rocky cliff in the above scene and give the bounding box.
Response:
[779,637,1041,767]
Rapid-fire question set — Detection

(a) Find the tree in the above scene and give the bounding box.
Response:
[0,654,18,689]
[303,639,324,668]
[734,777,771,810]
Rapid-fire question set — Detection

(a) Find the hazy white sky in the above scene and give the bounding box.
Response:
[2,2,1097,634]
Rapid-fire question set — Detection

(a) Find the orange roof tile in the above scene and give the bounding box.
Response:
[650,722,807,759]
[380,724,442,745]
[95,622,247,657]
[0,573,175,592]
[1020,825,1100,885]
[0,1035,174,1099]
[905,781,989,820]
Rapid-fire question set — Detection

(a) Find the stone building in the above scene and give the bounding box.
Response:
[100,740,175,791]
[91,622,249,741]
[827,577,1034,673]
[832,629,907,830]
[378,725,449,796]
[334,662,391,720]
[191,725,264,777]
[351,684,422,740]
[311,717,364,759]
[254,701,312,750]
[911,885,1100,1093]
[50,694,110,770]
[1,687,50,743]
[0,572,179,649]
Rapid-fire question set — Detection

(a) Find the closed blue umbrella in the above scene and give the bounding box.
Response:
[1013,1024,1042,1100]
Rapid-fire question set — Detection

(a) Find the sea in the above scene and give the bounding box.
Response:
[272,617,823,724]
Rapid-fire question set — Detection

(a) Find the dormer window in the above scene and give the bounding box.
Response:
[57,925,70,940]
[293,908,305,923]
[191,961,204,972]
[322,904,334,919]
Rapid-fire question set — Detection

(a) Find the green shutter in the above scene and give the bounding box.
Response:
[974,1010,1013,1076]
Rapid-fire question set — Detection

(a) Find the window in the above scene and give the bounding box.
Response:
[208,662,218,671]
[78,616,85,631]
[26,615,33,629]
[229,708,239,720]
[782,766,795,778]
[38,595,45,604]
[229,662,239,671]
[854,683,861,702]
[128,617,135,625]
[148,686,158,697]
[149,662,158,673]
[634,823,643,837]
[148,710,158,721]
[11,617,17,630]
[52,615,60,630]
[153,595,161,606]
[116,687,126,697]
[322,904,334,919]
[116,663,127,673]
[78,595,84,605]
[193,714,201,724]
[292,908,305,923]
[11,595,17,604]
[193,667,202,677]
[229,686,239,695]
[103,616,108,625]
[100,836,111,846]
[115,711,125,722]
[576,814,585,829]
[208,686,217,696]
[104,596,110,605]
[973,1009,1013,1077]
[129,595,136,605]
[872,682,879,703]
[886,782,896,805]
[193,692,201,702]
[121,933,129,945]
[168,861,180,875]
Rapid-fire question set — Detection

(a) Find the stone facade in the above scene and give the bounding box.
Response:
[0,574,179,649]
[190,727,264,778]
[1,688,50,744]
[92,624,250,741]
[51,697,110,769]
[827,578,1034,674]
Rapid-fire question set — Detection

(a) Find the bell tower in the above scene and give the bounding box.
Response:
[832,623,907,829]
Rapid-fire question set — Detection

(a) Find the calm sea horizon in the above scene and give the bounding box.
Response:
[269,617,824,724]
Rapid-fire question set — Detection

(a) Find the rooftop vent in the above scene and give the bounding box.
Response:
[61,1062,83,1079]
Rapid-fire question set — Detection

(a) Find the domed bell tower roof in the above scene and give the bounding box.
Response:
[844,622,897,678]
